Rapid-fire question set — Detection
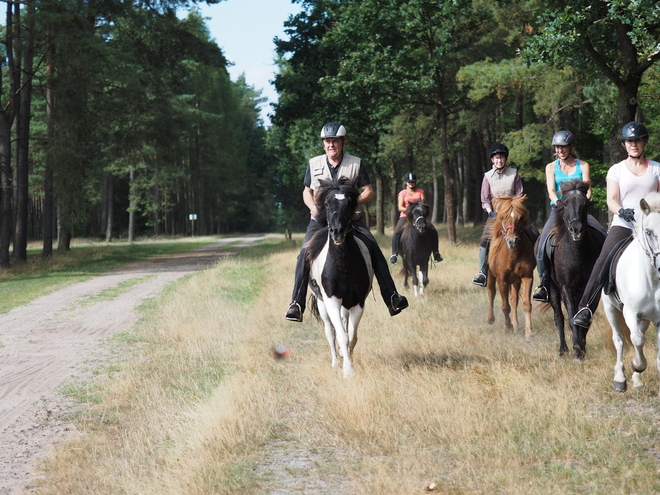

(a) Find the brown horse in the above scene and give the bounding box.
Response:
[486,195,536,339]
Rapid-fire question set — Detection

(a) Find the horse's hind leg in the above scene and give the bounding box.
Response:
[486,276,496,325]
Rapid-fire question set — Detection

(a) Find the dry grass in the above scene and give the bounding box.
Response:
[30,229,660,494]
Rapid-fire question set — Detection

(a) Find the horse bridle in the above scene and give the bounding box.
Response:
[637,215,660,271]
[413,214,425,231]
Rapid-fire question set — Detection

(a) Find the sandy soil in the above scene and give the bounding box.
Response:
[0,235,265,494]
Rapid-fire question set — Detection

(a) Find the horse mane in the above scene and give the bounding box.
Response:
[305,177,360,263]
[489,195,529,239]
[551,179,590,241]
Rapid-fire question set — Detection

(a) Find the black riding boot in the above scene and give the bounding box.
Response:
[285,248,309,322]
[390,231,402,264]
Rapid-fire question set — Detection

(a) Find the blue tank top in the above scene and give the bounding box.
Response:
[554,159,582,199]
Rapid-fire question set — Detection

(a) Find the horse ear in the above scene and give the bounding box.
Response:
[641,198,650,215]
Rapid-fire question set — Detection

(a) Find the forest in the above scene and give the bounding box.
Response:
[1,0,659,266]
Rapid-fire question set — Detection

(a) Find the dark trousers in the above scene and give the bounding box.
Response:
[290,218,398,313]
[577,225,632,313]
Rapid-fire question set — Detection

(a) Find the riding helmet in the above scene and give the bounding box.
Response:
[489,142,509,157]
[404,172,417,183]
[620,121,649,140]
[551,130,576,146]
[320,122,347,139]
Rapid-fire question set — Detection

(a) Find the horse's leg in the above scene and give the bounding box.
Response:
[520,276,534,340]
[550,287,568,356]
[317,299,339,369]
[327,302,352,378]
[411,263,419,297]
[498,280,513,333]
[345,306,365,378]
[510,280,521,331]
[564,289,585,361]
[338,306,356,378]
[421,260,429,292]
[486,274,496,325]
[604,297,627,392]
[621,307,649,390]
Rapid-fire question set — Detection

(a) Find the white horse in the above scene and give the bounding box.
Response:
[603,192,660,394]
[306,179,374,378]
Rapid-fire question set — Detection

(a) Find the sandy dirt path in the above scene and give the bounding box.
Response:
[0,235,265,493]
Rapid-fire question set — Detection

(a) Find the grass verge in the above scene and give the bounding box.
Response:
[30,228,660,494]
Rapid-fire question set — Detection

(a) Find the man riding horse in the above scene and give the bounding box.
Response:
[285,122,409,323]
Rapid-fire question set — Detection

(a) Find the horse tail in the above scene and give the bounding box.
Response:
[309,294,321,322]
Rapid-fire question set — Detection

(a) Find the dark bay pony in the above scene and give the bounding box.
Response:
[399,201,436,296]
[539,179,605,360]
[486,195,536,339]
[306,178,374,378]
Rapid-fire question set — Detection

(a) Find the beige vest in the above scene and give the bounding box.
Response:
[485,167,518,198]
[308,153,362,198]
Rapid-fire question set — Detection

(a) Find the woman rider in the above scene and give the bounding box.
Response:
[472,142,523,286]
[532,130,607,302]
[389,172,442,265]
[572,122,660,329]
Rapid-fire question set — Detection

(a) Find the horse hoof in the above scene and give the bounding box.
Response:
[524,334,533,342]
[487,317,495,325]
[613,381,627,393]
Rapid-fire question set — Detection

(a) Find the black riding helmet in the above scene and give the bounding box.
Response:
[404,172,417,182]
[621,121,649,140]
[489,142,509,157]
[552,130,576,146]
[320,122,347,139]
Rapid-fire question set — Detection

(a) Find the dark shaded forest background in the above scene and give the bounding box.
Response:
[1,0,659,267]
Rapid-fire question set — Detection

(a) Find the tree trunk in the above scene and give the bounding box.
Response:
[14,0,35,263]
[375,173,384,235]
[42,26,55,259]
[128,166,136,243]
[105,174,113,243]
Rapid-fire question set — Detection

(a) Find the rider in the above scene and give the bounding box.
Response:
[572,122,660,329]
[532,130,607,302]
[389,172,443,265]
[472,142,524,286]
[285,122,409,322]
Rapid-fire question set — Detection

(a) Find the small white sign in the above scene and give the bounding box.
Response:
[189,214,197,220]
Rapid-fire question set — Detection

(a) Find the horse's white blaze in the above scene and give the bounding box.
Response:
[603,197,660,394]
[309,233,373,379]
[334,193,345,200]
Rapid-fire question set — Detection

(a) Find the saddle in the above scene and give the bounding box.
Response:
[602,236,634,299]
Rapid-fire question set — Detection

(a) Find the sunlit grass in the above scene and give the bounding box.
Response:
[30,227,660,494]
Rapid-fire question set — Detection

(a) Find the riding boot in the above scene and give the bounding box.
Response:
[285,247,309,322]
[533,257,549,303]
[354,224,408,316]
[390,231,402,264]
[472,246,488,287]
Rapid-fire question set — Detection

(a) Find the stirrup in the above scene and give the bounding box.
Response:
[434,252,443,262]
[389,254,398,264]
[532,285,549,302]
[285,302,303,322]
[572,307,593,329]
[472,272,487,287]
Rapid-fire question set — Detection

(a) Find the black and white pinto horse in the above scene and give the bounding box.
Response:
[399,201,435,296]
[306,178,374,378]
[541,180,605,360]
[603,192,660,394]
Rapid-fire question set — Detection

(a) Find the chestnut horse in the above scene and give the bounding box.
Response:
[486,195,536,339]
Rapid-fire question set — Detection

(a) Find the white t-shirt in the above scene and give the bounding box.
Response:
[607,159,660,229]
